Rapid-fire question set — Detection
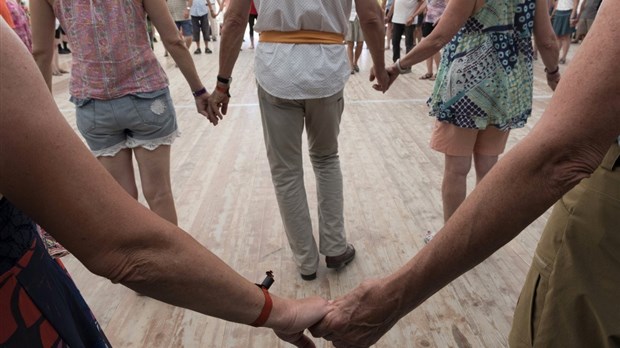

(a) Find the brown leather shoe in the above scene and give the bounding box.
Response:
[325,244,356,269]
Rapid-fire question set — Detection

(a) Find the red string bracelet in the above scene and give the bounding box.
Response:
[250,285,273,327]
[250,271,275,327]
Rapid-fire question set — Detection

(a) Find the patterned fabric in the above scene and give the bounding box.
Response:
[0,198,111,347]
[253,0,352,99]
[428,0,536,130]
[424,0,447,24]
[54,0,168,100]
[6,0,32,53]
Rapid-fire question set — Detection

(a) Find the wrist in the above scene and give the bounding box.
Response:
[395,58,411,74]
[262,293,288,330]
[545,66,559,75]
[192,86,207,98]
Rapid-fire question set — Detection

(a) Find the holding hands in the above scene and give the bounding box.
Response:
[310,279,403,348]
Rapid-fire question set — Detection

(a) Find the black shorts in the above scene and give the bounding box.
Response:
[422,22,435,37]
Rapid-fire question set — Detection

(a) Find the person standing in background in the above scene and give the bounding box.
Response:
[247,0,257,49]
[551,0,578,64]
[346,2,365,74]
[387,0,421,63]
[191,0,216,53]
[167,0,194,48]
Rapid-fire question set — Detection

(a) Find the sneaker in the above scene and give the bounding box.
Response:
[205,48,212,54]
[326,244,356,269]
[423,231,434,244]
[194,48,201,54]
[354,65,360,72]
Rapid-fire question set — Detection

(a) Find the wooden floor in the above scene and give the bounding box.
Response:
[51,39,580,347]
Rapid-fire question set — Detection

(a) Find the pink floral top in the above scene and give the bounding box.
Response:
[6,0,31,52]
[54,0,168,100]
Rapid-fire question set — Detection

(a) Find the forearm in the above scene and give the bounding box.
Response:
[164,39,205,92]
[357,0,386,69]
[217,0,251,78]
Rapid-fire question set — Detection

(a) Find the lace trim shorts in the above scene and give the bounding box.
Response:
[72,87,179,157]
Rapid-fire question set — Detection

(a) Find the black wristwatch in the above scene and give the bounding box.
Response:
[217,75,232,86]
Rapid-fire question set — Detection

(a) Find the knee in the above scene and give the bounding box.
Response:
[309,151,339,168]
[142,183,173,204]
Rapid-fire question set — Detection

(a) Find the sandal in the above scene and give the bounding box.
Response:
[419,73,433,80]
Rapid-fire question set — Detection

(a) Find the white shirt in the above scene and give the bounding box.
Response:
[392,0,417,24]
[253,0,352,99]
[556,0,574,11]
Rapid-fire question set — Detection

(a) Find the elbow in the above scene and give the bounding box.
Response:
[535,34,559,56]
[358,9,384,29]
[222,11,247,34]
[542,144,606,197]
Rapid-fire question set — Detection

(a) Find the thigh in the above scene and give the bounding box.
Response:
[134,145,172,187]
[429,121,478,156]
[73,97,126,156]
[118,88,179,149]
[257,84,305,160]
[473,126,510,156]
[392,23,404,41]
[305,90,344,157]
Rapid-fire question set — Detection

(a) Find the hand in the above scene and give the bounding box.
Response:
[405,15,414,26]
[310,279,404,347]
[195,93,220,125]
[206,87,230,126]
[211,12,217,18]
[546,71,561,91]
[370,64,400,93]
[369,65,391,93]
[570,18,578,27]
[270,296,329,348]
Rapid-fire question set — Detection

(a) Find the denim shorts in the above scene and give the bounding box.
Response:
[72,87,178,157]
[175,20,193,36]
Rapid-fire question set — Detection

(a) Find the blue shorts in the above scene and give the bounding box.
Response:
[72,87,179,157]
[175,20,193,36]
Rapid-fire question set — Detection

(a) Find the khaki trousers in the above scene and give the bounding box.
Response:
[509,143,620,347]
[257,85,348,275]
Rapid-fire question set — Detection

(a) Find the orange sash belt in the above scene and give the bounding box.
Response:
[259,30,344,44]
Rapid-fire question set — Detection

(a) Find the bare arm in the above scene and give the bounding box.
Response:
[533,0,561,89]
[205,0,250,120]
[312,1,620,346]
[0,20,326,347]
[145,0,215,121]
[376,0,478,91]
[30,0,56,90]
[145,0,203,93]
[356,0,389,90]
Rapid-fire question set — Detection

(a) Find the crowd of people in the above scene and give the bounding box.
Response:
[1,0,617,347]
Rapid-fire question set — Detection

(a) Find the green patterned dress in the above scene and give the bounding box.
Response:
[428,0,536,130]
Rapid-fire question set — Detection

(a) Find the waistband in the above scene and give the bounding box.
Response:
[259,30,345,44]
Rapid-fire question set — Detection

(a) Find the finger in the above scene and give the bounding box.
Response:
[276,331,316,348]
[221,102,228,116]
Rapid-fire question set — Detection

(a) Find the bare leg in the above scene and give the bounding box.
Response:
[97,148,139,199]
[354,41,363,69]
[473,153,499,184]
[441,155,472,222]
[347,41,355,72]
[134,145,178,225]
